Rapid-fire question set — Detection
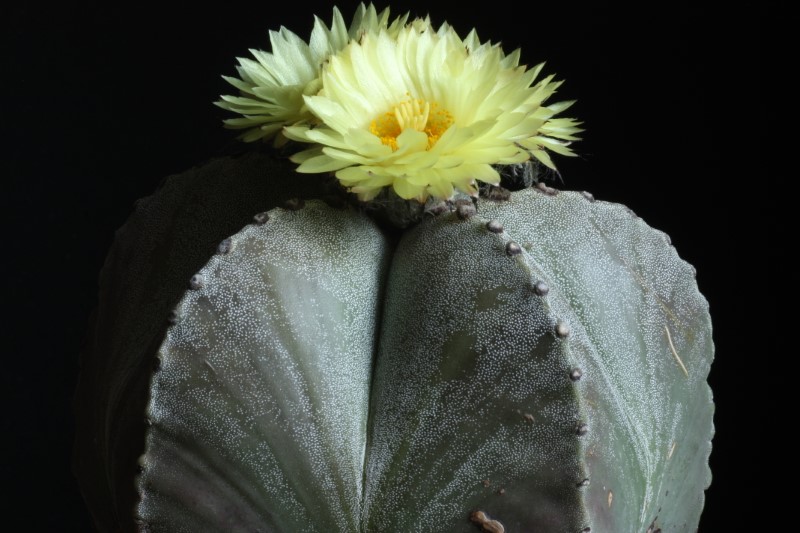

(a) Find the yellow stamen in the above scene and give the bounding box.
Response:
[370,97,453,151]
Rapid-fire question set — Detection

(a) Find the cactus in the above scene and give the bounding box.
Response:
[74,6,713,532]
[74,154,713,532]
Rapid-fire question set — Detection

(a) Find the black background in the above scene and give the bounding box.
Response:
[4,1,753,530]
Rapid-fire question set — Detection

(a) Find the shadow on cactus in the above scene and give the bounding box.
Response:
[73,4,713,532]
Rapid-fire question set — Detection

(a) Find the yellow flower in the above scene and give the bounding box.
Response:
[284,23,582,201]
[215,4,410,143]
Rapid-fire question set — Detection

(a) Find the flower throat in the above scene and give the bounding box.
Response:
[370,98,453,151]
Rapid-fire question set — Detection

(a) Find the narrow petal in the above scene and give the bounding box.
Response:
[296,153,353,173]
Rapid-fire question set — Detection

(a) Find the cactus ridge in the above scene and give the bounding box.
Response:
[480,188,713,531]
[72,153,332,530]
[137,201,390,532]
[363,209,590,531]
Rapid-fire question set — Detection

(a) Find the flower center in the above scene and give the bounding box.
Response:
[370,98,453,151]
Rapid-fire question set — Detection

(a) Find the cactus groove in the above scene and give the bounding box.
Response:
[363,210,587,532]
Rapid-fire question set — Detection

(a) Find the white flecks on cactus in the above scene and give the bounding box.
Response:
[134,188,712,532]
[127,187,713,532]
[137,202,390,532]
[480,189,713,531]
[363,211,587,532]
[76,150,713,532]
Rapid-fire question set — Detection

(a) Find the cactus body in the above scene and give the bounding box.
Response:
[75,154,713,532]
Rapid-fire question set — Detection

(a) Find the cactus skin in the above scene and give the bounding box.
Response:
[364,211,588,532]
[73,153,328,531]
[137,202,389,532]
[480,190,713,531]
[75,155,713,532]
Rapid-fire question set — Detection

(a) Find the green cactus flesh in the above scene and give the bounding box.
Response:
[479,191,713,531]
[76,156,713,532]
[73,153,334,529]
[139,202,390,531]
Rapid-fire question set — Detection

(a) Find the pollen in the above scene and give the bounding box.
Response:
[370,97,453,150]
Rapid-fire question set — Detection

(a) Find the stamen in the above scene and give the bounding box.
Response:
[371,97,452,151]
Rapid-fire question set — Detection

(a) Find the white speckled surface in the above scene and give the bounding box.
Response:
[135,188,712,533]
